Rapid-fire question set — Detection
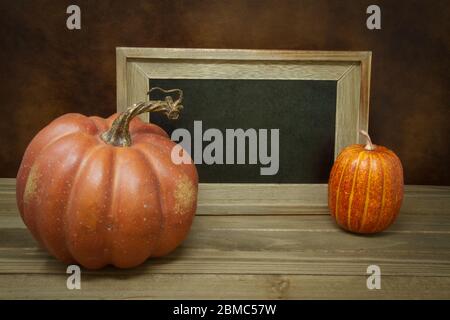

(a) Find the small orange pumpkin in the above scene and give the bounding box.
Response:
[16,88,198,269]
[328,131,403,233]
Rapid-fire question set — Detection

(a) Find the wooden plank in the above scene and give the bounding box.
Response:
[118,47,371,62]
[197,184,329,215]
[359,53,371,138]
[0,273,448,299]
[116,48,127,117]
[197,185,450,215]
[400,185,450,215]
[0,178,15,192]
[3,179,450,215]
[1,214,449,277]
[335,65,362,155]
[124,62,150,122]
[1,178,449,299]
[137,59,353,81]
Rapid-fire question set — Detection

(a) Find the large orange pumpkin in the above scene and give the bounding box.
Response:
[328,131,403,234]
[16,88,198,269]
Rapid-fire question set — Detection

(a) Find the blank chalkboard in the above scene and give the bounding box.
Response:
[148,79,336,183]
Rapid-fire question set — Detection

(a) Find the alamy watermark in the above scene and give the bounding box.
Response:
[66,5,81,30]
[366,5,381,30]
[366,265,381,290]
[170,121,280,176]
[67,5,380,32]
[66,265,81,290]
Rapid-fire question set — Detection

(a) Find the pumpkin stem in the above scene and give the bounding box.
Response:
[101,87,183,147]
[360,130,376,151]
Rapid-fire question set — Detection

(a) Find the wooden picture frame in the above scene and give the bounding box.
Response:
[116,47,372,213]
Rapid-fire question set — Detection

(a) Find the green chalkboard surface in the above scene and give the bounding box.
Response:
[148,79,336,183]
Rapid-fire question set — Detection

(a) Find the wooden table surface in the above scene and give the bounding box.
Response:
[1,178,449,299]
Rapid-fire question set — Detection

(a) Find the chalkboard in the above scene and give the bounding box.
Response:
[149,79,337,183]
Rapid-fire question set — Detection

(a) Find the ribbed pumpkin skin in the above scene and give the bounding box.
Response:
[328,144,403,234]
[16,113,198,269]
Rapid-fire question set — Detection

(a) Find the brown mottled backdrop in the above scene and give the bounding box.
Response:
[0,0,448,184]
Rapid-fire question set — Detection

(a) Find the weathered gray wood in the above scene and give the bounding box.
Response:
[4,179,449,215]
[137,59,354,81]
[124,62,150,121]
[1,214,449,276]
[0,274,448,299]
[117,47,371,62]
[1,178,449,299]
[335,65,362,154]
